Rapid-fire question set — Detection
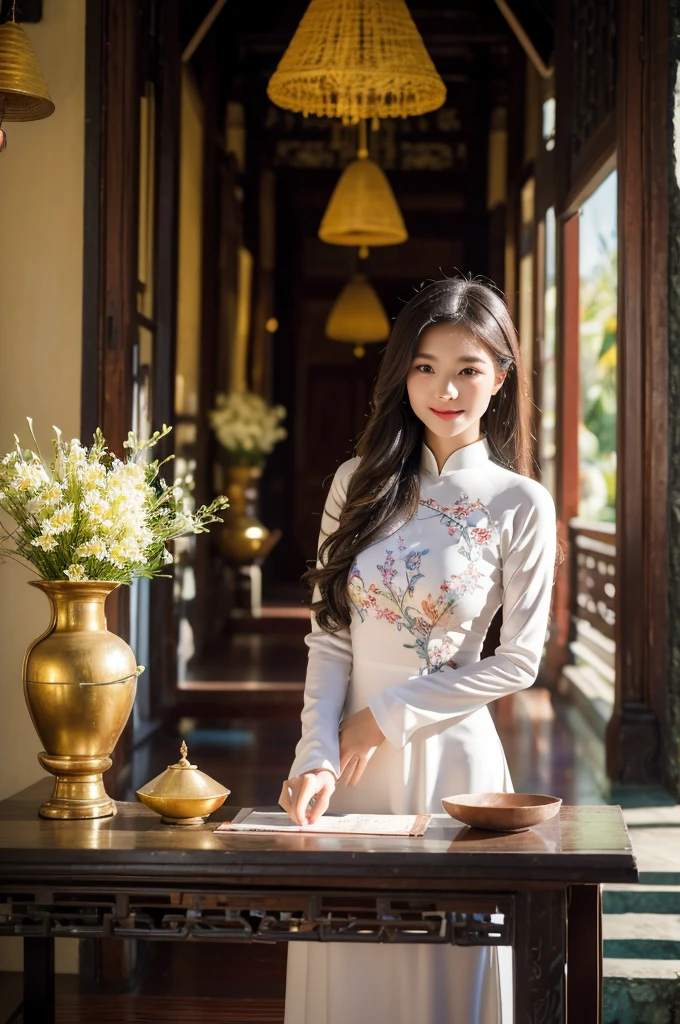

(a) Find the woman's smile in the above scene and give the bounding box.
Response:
[429,408,464,420]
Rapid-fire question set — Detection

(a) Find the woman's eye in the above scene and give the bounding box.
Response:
[461,367,478,376]
[414,364,434,373]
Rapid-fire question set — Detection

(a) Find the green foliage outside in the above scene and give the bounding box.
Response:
[579,237,617,523]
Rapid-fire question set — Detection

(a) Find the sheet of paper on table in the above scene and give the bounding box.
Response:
[214,809,432,837]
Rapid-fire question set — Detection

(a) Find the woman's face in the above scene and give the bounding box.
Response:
[406,322,507,441]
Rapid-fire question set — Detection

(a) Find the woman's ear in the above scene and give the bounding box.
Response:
[492,369,508,394]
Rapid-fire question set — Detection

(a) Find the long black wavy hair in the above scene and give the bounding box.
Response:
[303,276,559,633]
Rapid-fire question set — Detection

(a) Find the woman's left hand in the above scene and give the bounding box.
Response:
[338,707,385,787]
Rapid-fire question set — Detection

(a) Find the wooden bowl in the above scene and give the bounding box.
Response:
[441,792,562,832]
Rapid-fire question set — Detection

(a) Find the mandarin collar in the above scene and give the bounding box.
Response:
[419,435,491,481]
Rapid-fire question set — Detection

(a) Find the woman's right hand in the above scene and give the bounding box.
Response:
[279,769,336,825]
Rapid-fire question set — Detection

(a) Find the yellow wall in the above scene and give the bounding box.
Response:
[0,0,86,974]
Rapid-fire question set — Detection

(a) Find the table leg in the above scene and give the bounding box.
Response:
[566,884,601,1023]
[23,936,55,1024]
[514,889,567,1024]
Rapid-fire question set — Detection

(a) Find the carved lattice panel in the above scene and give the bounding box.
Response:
[570,0,617,159]
[571,522,616,642]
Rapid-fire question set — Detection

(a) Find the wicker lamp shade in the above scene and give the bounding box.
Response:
[319,149,407,248]
[0,20,54,121]
[326,273,390,357]
[267,0,446,124]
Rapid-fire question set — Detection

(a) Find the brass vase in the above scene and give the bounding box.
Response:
[218,463,270,563]
[23,580,138,820]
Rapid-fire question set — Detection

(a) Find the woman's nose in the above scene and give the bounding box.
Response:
[436,380,459,400]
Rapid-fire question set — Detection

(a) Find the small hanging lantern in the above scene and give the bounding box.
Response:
[267,0,446,125]
[319,119,407,252]
[0,6,55,151]
[326,272,390,358]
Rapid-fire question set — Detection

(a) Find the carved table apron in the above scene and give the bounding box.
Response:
[0,780,638,1024]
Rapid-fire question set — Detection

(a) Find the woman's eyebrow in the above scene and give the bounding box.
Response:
[457,354,487,364]
[413,352,486,364]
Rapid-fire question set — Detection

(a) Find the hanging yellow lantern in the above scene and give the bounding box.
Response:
[0,18,54,139]
[319,120,407,250]
[325,273,390,358]
[267,0,446,124]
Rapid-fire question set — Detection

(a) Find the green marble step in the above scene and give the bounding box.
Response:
[603,913,680,960]
[603,885,680,915]
[637,871,680,886]
[604,938,680,959]
[603,960,680,1024]
[600,801,680,1020]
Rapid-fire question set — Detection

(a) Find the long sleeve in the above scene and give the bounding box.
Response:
[288,458,360,780]
[368,481,557,749]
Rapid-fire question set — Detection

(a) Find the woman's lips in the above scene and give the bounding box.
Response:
[430,408,464,420]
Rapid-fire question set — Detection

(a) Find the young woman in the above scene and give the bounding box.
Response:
[280,277,560,1024]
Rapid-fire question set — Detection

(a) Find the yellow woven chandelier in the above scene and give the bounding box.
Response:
[326,273,390,358]
[319,119,407,249]
[0,9,54,152]
[267,0,446,124]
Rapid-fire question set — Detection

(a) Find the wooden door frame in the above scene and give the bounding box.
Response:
[79,0,182,988]
[191,30,222,658]
[80,0,182,767]
[148,0,182,720]
[80,0,141,798]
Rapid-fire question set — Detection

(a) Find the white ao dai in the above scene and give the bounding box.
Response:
[285,436,557,1024]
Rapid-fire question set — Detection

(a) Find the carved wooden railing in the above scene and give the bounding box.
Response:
[567,517,616,645]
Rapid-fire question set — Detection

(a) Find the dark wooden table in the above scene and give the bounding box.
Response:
[0,779,637,1023]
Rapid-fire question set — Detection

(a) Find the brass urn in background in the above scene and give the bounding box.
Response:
[218,463,270,563]
[136,741,230,825]
[23,581,138,820]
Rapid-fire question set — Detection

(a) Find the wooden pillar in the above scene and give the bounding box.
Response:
[666,0,680,796]
[606,0,669,786]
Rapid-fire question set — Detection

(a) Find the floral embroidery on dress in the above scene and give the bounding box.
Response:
[417,493,498,562]
[348,492,499,674]
[348,550,485,674]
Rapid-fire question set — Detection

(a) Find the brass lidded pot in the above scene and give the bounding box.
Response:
[136,741,230,825]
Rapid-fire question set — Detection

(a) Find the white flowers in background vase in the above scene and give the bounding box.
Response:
[0,421,229,583]
[209,391,287,465]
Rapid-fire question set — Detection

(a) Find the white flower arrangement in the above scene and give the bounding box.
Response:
[0,421,229,583]
[209,391,287,465]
